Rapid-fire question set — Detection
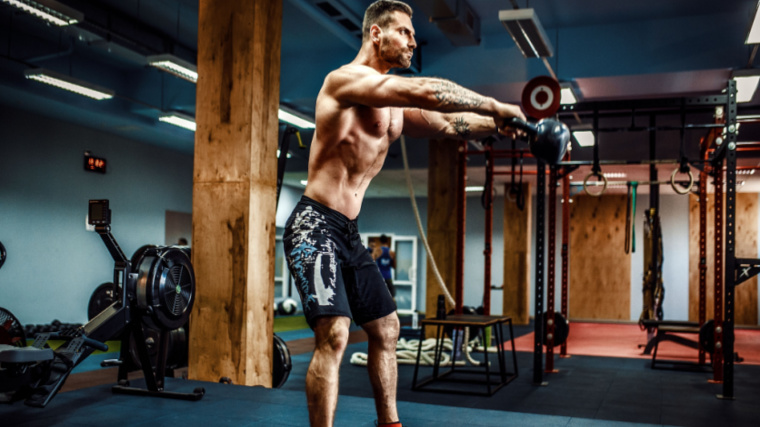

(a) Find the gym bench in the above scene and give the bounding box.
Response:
[644,320,712,371]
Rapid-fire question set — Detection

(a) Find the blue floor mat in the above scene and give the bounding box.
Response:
[0,377,673,427]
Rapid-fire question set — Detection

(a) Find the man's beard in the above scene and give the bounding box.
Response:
[380,39,412,69]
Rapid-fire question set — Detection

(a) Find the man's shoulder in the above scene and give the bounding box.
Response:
[320,64,385,106]
[327,63,380,81]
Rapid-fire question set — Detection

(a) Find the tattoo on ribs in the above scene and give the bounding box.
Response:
[453,116,471,138]
[433,80,484,109]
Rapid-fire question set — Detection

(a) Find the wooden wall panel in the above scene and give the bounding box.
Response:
[689,192,757,325]
[503,182,531,325]
[569,195,630,320]
[735,193,758,325]
[688,193,716,321]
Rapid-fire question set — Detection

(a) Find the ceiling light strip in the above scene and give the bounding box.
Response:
[573,130,595,147]
[278,107,315,129]
[147,54,198,83]
[2,0,83,26]
[24,68,114,100]
[499,9,553,58]
[746,1,760,44]
[159,112,196,131]
[734,75,760,103]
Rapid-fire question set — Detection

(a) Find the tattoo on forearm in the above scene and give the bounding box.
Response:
[453,116,471,138]
[432,80,484,109]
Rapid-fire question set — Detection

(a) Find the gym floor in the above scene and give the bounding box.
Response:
[2,321,759,427]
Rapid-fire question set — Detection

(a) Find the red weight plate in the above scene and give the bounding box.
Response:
[521,76,561,119]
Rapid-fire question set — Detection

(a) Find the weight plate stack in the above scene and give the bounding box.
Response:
[699,319,715,354]
[542,312,570,347]
[134,246,195,331]
[273,334,291,388]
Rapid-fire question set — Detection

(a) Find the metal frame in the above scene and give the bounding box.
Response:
[413,315,518,396]
[532,84,747,398]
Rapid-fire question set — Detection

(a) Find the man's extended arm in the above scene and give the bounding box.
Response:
[402,108,506,140]
[327,65,522,121]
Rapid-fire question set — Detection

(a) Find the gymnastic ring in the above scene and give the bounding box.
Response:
[506,187,517,202]
[583,172,607,197]
[670,167,694,195]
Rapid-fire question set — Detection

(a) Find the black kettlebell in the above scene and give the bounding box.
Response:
[504,118,570,165]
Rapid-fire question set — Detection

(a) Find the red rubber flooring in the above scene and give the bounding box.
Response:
[513,322,760,365]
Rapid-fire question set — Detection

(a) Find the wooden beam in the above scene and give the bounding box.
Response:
[189,0,282,387]
[503,182,531,325]
[425,139,460,332]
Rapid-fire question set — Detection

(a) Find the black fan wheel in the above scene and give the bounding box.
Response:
[134,246,195,331]
[0,307,26,347]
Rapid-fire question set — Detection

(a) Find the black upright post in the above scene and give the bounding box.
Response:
[649,114,659,212]
[649,115,661,326]
[722,80,738,400]
[533,160,546,385]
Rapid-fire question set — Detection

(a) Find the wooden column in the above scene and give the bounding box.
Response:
[503,182,531,325]
[425,139,460,330]
[189,0,282,386]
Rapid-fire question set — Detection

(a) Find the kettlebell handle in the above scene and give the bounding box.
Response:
[502,117,538,136]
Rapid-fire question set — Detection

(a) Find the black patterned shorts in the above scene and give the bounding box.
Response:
[283,196,396,329]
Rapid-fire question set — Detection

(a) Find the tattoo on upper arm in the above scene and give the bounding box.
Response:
[453,116,471,138]
[432,80,484,109]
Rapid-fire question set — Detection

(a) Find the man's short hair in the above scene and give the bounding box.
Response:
[379,234,390,244]
[362,0,413,42]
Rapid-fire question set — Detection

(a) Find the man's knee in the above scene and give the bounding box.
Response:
[366,313,400,347]
[313,316,351,355]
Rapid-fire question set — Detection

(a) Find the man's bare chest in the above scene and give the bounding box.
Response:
[354,106,403,141]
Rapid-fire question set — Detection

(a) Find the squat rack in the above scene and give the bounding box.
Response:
[530,81,753,399]
[454,142,537,317]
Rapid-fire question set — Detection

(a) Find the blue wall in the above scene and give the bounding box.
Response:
[0,106,193,325]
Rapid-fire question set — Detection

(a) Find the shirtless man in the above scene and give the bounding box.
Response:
[283,2,525,426]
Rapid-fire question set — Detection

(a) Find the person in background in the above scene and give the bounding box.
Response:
[372,234,396,300]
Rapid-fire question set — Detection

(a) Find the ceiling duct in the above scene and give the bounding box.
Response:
[288,0,362,50]
[413,0,480,46]
[312,0,362,37]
